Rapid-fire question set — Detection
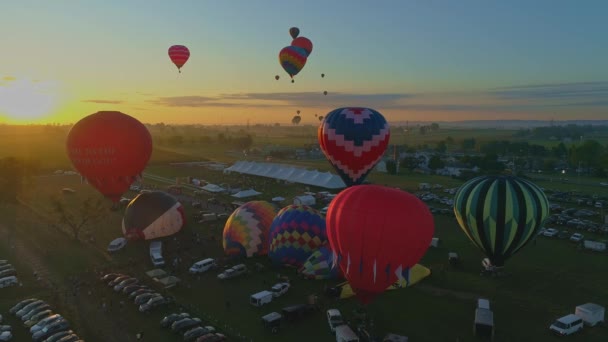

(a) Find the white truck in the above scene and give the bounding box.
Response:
[583,240,606,252]
[250,291,274,307]
[575,303,605,327]
[149,241,165,267]
[335,325,359,342]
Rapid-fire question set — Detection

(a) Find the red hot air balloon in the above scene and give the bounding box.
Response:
[326,185,434,304]
[168,45,190,73]
[291,37,313,56]
[66,111,153,203]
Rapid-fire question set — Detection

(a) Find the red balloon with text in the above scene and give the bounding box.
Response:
[66,111,153,202]
[326,185,434,304]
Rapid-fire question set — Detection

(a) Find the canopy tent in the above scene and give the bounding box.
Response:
[232,189,262,198]
[271,196,286,202]
[201,183,226,193]
[224,161,346,189]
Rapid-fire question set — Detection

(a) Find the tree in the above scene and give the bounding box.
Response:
[50,195,108,241]
[461,138,476,151]
[428,155,445,170]
[167,135,184,145]
[552,142,567,158]
[430,123,439,131]
[0,157,38,203]
[436,141,447,154]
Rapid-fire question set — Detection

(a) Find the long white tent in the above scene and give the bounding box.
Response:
[224,161,346,189]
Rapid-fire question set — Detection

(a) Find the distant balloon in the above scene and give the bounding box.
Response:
[292,115,301,125]
[315,114,318,117]
[122,191,185,241]
[275,75,280,80]
[321,73,325,78]
[66,111,152,202]
[297,110,300,114]
[289,27,300,39]
[323,91,328,96]
[279,45,308,79]
[318,115,324,122]
[168,45,190,73]
[318,107,390,186]
[291,37,313,57]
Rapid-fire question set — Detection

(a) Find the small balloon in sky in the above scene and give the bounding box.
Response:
[168,45,190,73]
[321,73,325,78]
[275,75,280,80]
[323,91,328,96]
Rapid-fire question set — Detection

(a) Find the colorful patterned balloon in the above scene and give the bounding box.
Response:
[318,107,390,186]
[291,37,313,56]
[269,205,327,267]
[279,45,308,78]
[223,201,278,257]
[299,244,342,280]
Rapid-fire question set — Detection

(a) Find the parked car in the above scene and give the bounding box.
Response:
[0,276,18,289]
[114,277,138,292]
[100,273,124,282]
[570,233,585,243]
[32,320,70,342]
[282,304,318,322]
[270,282,290,298]
[10,299,38,315]
[160,312,190,328]
[171,318,202,334]
[0,331,12,342]
[134,293,161,306]
[183,326,215,341]
[189,258,217,274]
[55,334,80,342]
[30,315,64,334]
[123,284,148,295]
[107,237,127,253]
[217,264,247,280]
[16,300,45,319]
[139,295,170,312]
[108,275,130,287]
[196,333,226,342]
[21,303,51,321]
[327,309,345,333]
[129,288,154,300]
[557,230,570,239]
[549,314,583,336]
[0,268,16,278]
[44,330,75,342]
[24,309,54,328]
[543,228,559,237]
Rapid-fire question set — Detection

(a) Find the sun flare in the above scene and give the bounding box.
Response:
[0,77,60,122]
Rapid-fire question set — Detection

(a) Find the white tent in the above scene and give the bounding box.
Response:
[201,183,226,193]
[224,161,346,189]
[232,189,262,198]
[272,196,286,202]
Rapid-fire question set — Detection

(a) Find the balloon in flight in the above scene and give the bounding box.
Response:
[289,27,300,39]
[168,45,190,73]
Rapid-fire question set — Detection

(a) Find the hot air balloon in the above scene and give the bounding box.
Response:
[223,201,278,257]
[289,27,300,39]
[268,205,327,267]
[299,245,342,280]
[279,45,307,79]
[453,175,549,269]
[168,45,190,73]
[318,107,390,187]
[66,111,152,202]
[323,91,328,96]
[318,115,324,122]
[275,75,280,80]
[122,191,185,241]
[292,115,301,125]
[321,73,325,78]
[326,185,434,304]
[291,37,313,57]
[296,110,300,115]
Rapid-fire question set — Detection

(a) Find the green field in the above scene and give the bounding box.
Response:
[0,126,607,342]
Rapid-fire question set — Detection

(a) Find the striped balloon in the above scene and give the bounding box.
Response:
[168,45,190,72]
[269,205,327,267]
[279,45,307,78]
[453,175,550,267]
[318,107,390,186]
[223,201,278,257]
[299,244,342,280]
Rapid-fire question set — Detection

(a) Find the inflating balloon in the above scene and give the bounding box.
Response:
[453,175,549,268]
[168,45,190,73]
[289,27,300,39]
[122,191,185,241]
[66,111,152,202]
[326,185,434,304]
[223,201,278,257]
[291,37,313,56]
[279,45,308,79]
[299,245,342,280]
[269,205,327,267]
[318,107,390,186]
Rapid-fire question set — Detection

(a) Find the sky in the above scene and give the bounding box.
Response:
[1,0,607,125]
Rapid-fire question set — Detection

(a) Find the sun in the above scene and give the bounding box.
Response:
[0,77,60,122]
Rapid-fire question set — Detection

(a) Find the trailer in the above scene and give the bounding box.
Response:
[575,303,605,327]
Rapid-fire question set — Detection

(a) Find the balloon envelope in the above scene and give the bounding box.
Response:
[289,27,300,39]
[269,205,327,267]
[318,107,390,186]
[299,244,342,280]
[326,185,434,304]
[168,45,190,71]
[122,191,185,240]
[222,201,278,257]
[453,175,549,267]
[291,37,313,56]
[279,46,307,78]
[66,111,152,202]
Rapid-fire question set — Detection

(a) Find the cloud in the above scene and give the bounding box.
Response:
[82,99,124,104]
[2,76,16,81]
[488,81,608,100]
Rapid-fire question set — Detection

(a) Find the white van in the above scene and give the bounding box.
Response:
[149,241,165,267]
[549,314,584,336]
[335,325,359,342]
[0,276,18,289]
[189,258,216,274]
[250,291,273,307]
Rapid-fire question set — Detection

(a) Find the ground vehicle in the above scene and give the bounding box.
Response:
[44,330,75,342]
[171,318,202,334]
[16,300,45,319]
[474,308,494,339]
[543,228,559,237]
[108,275,130,287]
[32,320,70,341]
[0,264,14,272]
[161,312,190,328]
[281,304,318,322]
[327,309,345,333]
[261,312,282,334]
[107,237,127,253]
[134,293,160,305]
[56,334,80,342]
[549,314,583,336]
[250,291,274,307]
[183,326,215,341]
[197,333,226,341]
[217,264,247,280]
[123,284,147,295]
[31,315,64,334]
[24,309,53,327]
[10,299,38,315]
[570,233,584,242]
[139,296,170,312]
[0,331,12,342]
[150,241,165,267]
[270,282,290,298]
[335,325,359,342]
[129,288,154,299]
[575,303,605,326]
[189,258,217,274]
[100,273,124,282]
[0,276,18,289]
[0,268,16,278]
[114,277,138,292]
[21,303,51,321]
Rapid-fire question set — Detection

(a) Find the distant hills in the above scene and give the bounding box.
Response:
[394,120,608,129]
